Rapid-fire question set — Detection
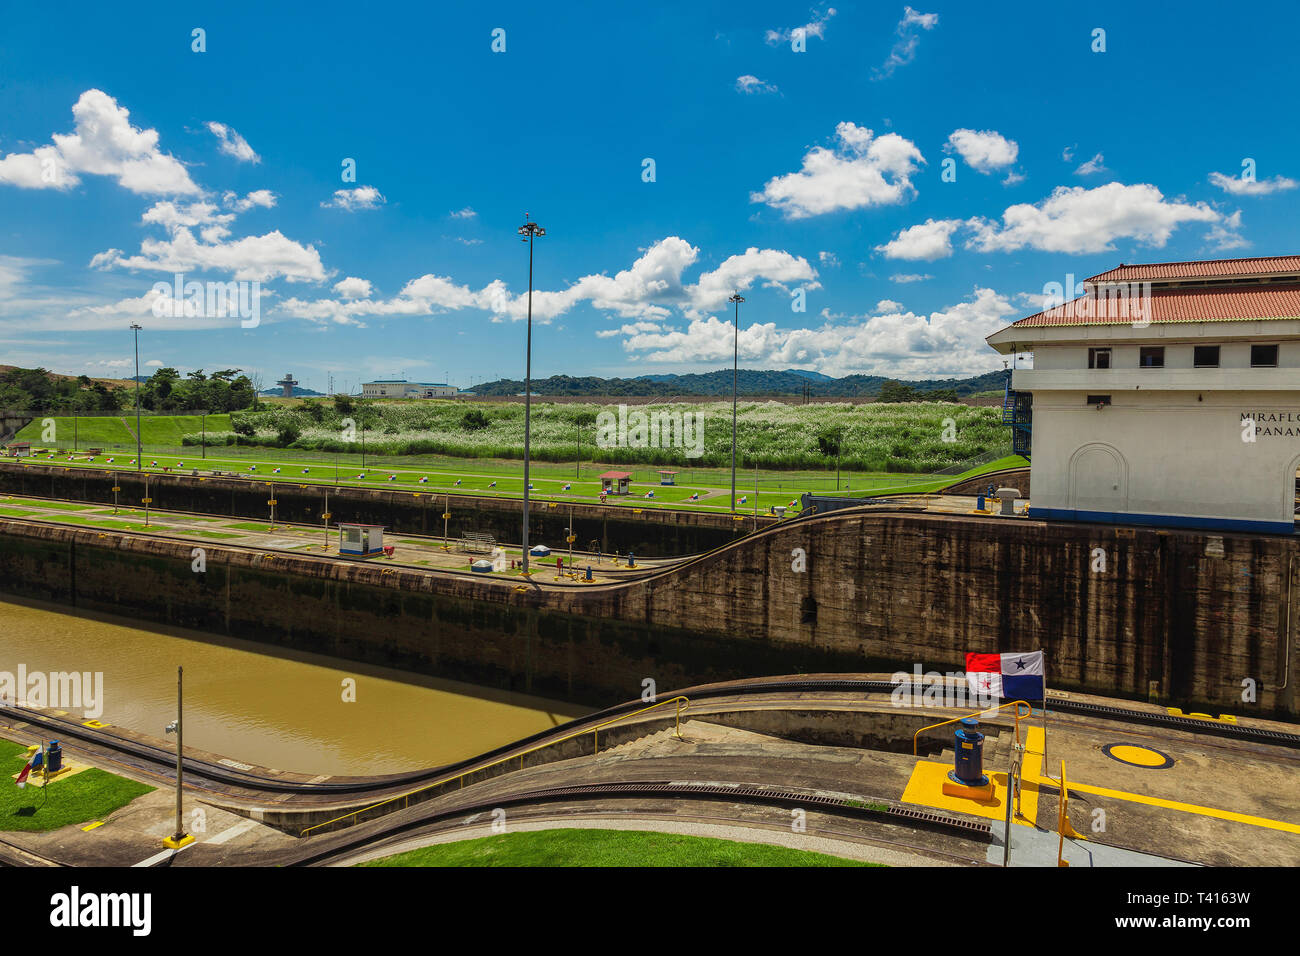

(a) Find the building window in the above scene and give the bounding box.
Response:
[1087,394,1111,406]
[1193,345,1220,368]
[1088,347,1112,369]
[1139,346,1165,368]
[1251,344,1279,367]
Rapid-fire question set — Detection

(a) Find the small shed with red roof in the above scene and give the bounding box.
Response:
[599,471,632,495]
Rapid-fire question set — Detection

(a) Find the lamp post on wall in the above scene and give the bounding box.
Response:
[518,215,546,575]
[728,291,745,513]
[130,324,143,471]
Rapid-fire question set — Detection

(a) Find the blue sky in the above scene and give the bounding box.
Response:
[2,1,1298,392]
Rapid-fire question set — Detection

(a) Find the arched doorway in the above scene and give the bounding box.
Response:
[1069,443,1128,515]
[1288,454,1300,528]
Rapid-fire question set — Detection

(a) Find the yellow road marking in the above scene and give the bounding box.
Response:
[81,821,104,832]
[1023,727,1299,834]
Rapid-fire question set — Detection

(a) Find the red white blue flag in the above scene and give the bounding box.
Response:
[965,651,1045,701]
[15,747,42,788]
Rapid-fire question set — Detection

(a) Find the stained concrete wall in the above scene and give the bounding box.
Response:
[0,508,1294,717]
[0,461,771,557]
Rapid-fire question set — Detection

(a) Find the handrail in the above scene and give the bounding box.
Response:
[912,700,1033,756]
[301,695,690,837]
[1057,759,1069,867]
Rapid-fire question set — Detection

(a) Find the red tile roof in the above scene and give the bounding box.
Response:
[1011,284,1300,328]
[1087,256,1300,283]
[599,471,632,479]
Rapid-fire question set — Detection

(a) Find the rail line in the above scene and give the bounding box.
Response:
[4,677,1295,806]
[283,778,995,867]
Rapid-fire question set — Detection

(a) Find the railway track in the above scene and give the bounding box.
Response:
[4,677,1295,807]
[285,778,996,867]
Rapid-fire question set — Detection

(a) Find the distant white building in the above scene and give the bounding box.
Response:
[987,255,1300,534]
[361,380,458,399]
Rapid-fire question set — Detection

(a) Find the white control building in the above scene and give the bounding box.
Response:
[986,256,1300,534]
[361,380,458,399]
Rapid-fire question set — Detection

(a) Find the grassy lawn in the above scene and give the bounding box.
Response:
[9,447,1027,518]
[15,414,232,447]
[361,828,878,867]
[0,738,154,832]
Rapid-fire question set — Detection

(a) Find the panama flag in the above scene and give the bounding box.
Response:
[965,650,1045,701]
[15,748,42,788]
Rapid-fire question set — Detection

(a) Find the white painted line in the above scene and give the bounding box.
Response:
[206,818,258,846]
[132,846,187,868]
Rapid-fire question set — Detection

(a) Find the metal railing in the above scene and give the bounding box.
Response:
[300,695,689,838]
[912,700,1033,756]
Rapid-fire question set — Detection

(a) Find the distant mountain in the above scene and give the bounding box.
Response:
[782,368,835,382]
[469,368,1008,398]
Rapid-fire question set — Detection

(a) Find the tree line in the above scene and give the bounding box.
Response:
[0,366,257,413]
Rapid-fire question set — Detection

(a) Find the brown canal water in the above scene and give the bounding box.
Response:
[0,596,588,776]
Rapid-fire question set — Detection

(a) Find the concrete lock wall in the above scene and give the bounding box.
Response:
[0,508,1295,717]
[0,461,771,557]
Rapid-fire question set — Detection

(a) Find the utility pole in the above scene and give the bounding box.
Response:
[518,215,546,575]
[162,666,193,849]
[728,292,745,512]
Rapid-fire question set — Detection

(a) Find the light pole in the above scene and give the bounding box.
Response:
[162,665,193,849]
[130,324,142,471]
[728,291,744,512]
[518,215,546,575]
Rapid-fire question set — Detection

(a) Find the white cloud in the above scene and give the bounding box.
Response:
[874,7,939,79]
[890,272,932,283]
[206,121,260,163]
[1205,210,1249,250]
[0,89,199,195]
[450,206,477,218]
[1074,153,1107,176]
[1002,170,1026,186]
[876,218,962,260]
[277,236,818,328]
[735,75,778,94]
[875,299,904,312]
[321,186,386,211]
[751,122,924,219]
[1208,171,1298,196]
[618,286,1015,377]
[945,129,1018,173]
[966,182,1220,254]
[334,277,373,300]
[223,189,276,213]
[819,251,841,268]
[765,6,837,46]
[92,228,327,283]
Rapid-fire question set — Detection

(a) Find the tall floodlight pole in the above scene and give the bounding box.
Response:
[130,324,143,471]
[518,216,546,575]
[728,292,744,512]
[162,665,192,849]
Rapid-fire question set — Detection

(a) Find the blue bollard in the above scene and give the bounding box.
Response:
[586,565,592,581]
[976,494,986,511]
[47,740,63,773]
[627,552,635,568]
[949,717,987,787]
